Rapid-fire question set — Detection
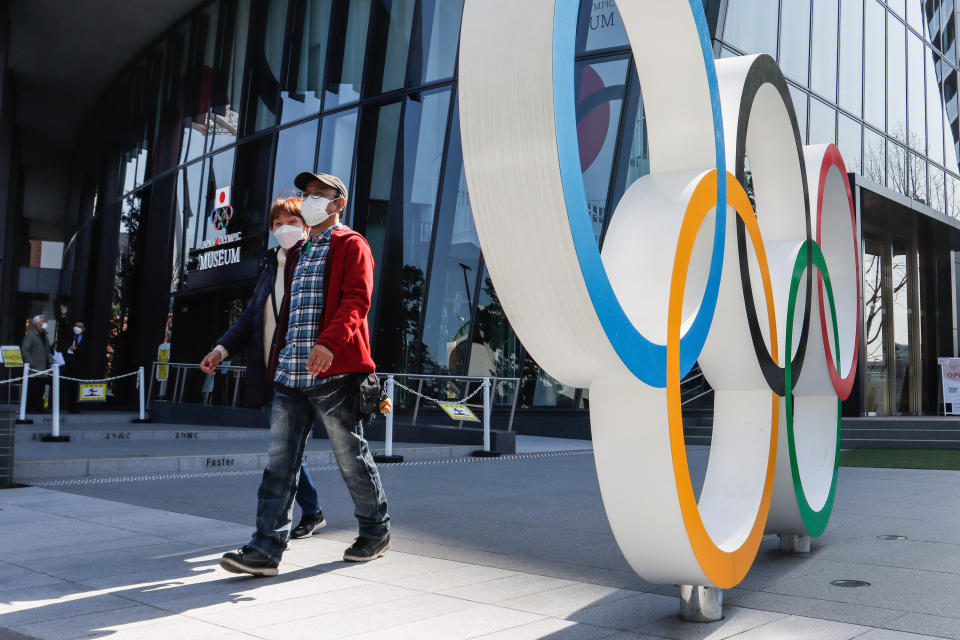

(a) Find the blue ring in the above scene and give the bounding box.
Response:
[551,0,726,388]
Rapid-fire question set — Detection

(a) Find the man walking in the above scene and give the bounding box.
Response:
[21,315,51,412]
[220,172,389,577]
[64,321,90,413]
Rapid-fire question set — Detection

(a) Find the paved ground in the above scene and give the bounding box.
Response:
[2,446,960,639]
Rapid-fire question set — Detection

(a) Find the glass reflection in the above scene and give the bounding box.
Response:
[210,0,251,151]
[109,192,145,378]
[272,120,320,201]
[317,108,359,219]
[375,0,415,93]
[839,0,863,116]
[864,0,886,129]
[837,113,862,173]
[578,0,628,52]
[811,0,839,101]
[908,33,926,152]
[280,0,333,124]
[887,141,908,194]
[891,250,911,413]
[863,246,888,414]
[864,128,886,183]
[575,57,629,242]
[789,85,808,142]
[929,165,946,212]
[325,0,371,108]
[779,0,811,83]
[909,153,927,202]
[926,51,945,166]
[723,0,778,56]
[241,0,288,135]
[469,267,521,406]
[888,15,908,143]
[808,98,836,144]
[413,0,465,85]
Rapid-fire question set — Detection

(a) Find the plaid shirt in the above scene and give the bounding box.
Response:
[275,223,343,388]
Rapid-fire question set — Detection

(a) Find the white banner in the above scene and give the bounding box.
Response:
[938,358,960,414]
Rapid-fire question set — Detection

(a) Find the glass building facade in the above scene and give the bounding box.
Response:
[58,0,960,418]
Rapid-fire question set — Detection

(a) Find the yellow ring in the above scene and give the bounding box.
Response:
[666,170,780,588]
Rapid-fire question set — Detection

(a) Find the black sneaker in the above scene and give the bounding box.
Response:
[291,511,327,539]
[219,546,279,577]
[343,533,390,562]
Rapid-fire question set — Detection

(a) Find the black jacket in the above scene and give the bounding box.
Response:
[65,333,91,376]
[216,247,288,408]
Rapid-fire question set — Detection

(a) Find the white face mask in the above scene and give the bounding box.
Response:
[301,197,334,227]
[40,322,48,331]
[273,224,304,249]
[73,326,84,336]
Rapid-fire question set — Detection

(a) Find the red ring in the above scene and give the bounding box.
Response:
[816,144,860,400]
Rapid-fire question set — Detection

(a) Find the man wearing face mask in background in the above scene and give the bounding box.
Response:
[21,315,51,413]
[200,196,328,539]
[221,172,389,577]
[64,321,90,413]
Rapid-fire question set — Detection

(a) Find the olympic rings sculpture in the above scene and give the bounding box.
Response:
[459,0,860,588]
[210,205,234,231]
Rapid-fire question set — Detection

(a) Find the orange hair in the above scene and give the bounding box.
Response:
[267,196,304,227]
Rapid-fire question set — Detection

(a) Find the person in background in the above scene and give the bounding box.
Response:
[200,197,328,539]
[220,172,390,577]
[64,321,90,413]
[21,315,51,412]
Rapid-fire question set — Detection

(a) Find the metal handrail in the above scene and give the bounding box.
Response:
[147,361,247,409]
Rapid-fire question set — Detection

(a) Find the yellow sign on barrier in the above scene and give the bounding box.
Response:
[79,383,107,402]
[1,346,23,367]
[439,403,479,422]
[157,343,171,381]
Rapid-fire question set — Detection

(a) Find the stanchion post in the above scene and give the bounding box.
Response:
[472,376,500,458]
[132,366,152,423]
[373,375,403,463]
[16,364,32,424]
[41,366,69,442]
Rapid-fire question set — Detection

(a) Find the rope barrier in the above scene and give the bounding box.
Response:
[392,379,486,407]
[0,368,52,385]
[58,371,140,383]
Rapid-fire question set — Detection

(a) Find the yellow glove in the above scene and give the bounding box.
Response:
[379,398,393,415]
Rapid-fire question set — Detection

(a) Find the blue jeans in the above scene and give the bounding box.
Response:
[295,463,320,515]
[249,378,390,562]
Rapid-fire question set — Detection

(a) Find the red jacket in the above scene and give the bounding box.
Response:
[267,227,377,382]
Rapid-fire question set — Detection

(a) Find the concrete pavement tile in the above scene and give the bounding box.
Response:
[439,572,576,604]
[379,563,516,591]
[9,533,174,564]
[344,603,544,639]
[186,580,415,628]
[567,592,678,631]
[856,630,953,640]
[0,595,143,628]
[730,615,870,639]
[498,582,637,618]
[815,537,960,574]
[0,582,91,612]
[471,617,620,639]
[329,552,471,581]
[249,592,477,640]
[0,572,67,593]
[8,604,182,640]
[725,590,906,627]
[636,605,785,640]
[885,613,960,640]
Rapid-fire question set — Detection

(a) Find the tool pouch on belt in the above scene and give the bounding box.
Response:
[357,373,384,419]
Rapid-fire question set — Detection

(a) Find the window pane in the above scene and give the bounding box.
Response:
[182,162,206,252]
[241,0,289,135]
[929,165,946,212]
[839,0,863,115]
[109,192,146,378]
[470,266,522,405]
[944,72,960,173]
[789,85,809,142]
[809,98,837,144]
[906,0,923,31]
[414,0,464,84]
[926,50,945,166]
[862,246,888,414]
[184,2,220,158]
[907,32,926,152]
[888,14,907,143]
[231,137,273,259]
[909,153,927,202]
[891,250,911,414]
[376,88,451,372]
[722,0,778,56]
[780,0,811,83]
[888,0,905,19]
[280,0,333,124]
[325,0,371,108]
[316,108,359,219]
[576,57,629,242]
[356,101,402,340]
[421,112,480,377]
[520,357,576,408]
[194,149,237,260]
[272,120,319,202]
[864,0,886,129]
[421,110,481,377]
[887,140,908,194]
[948,173,960,218]
[374,0,415,93]
[811,0,839,101]
[837,112,862,172]
[578,0,628,52]
[864,127,886,182]
[211,0,251,151]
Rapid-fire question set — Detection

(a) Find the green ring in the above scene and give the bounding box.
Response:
[784,240,842,537]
